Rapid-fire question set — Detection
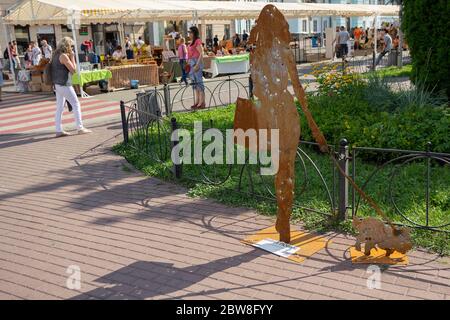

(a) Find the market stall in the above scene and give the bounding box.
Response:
[206,53,250,78]
[162,60,182,83]
[71,69,112,87]
[71,69,112,94]
[105,64,159,91]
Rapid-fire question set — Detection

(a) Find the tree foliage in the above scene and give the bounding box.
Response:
[402,0,450,98]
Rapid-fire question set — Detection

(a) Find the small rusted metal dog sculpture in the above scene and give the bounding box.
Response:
[352,217,412,257]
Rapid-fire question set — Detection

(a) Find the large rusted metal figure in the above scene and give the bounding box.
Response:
[234,4,327,243]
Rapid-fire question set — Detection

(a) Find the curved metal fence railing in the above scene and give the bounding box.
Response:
[119,97,450,232]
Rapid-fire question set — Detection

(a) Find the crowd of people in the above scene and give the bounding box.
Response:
[333,23,406,66]
[211,31,249,56]
[3,39,54,71]
[1,40,43,100]
[106,36,152,63]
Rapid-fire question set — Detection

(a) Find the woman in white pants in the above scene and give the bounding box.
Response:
[51,37,91,137]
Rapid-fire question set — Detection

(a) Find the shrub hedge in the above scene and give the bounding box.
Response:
[402,0,450,98]
[299,81,450,154]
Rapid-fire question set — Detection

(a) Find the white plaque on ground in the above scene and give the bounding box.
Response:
[252,238,299,258]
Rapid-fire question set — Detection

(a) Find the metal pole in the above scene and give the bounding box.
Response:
[120,100,129,144]
[171,117,182,179]
[70,11,88,98]
[119,21,125,48]
[373,15,378,70]
[397,0,404,67]
[163,84,171,115]
[351,148,356,218]
[320,16,324,48]
[425,142,432,227]
[338,138,349,220]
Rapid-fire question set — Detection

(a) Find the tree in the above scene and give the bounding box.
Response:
[402,0,449,98]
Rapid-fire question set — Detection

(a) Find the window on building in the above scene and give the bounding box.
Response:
[224,24,230,40]
[205,24,213,49]
[313,20,318,33]
[206,24,213,41]
[14,25,30,54]
[61,25,73,38]
[302,20,307,33]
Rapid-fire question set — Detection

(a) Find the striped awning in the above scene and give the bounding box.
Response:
[80,9,126,17]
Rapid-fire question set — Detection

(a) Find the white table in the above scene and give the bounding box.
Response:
[206,54,250,78]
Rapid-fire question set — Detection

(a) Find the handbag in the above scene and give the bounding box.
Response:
[66,100,73,112]
[184,62,191,74]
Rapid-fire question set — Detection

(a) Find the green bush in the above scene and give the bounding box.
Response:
[402,0,450,98]
[299,80,450,154]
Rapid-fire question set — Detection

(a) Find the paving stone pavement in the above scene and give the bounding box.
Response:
[0,117,449,300]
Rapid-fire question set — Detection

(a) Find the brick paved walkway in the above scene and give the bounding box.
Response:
[0,92,120,134]
[0,117,449,300]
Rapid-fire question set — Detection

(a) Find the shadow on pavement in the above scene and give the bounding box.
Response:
[70,250,266,300]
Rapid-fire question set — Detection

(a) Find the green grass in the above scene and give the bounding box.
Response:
[113,104,450,255]
[369,64,413,78]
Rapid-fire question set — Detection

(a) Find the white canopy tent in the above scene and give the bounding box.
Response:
[4,0,400,25]
[4,0,399,95]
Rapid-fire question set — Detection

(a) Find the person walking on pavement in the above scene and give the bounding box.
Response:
[178,37,188,85]
[374,28,393,67]
[50,37,92,137]
[337,26,350,61]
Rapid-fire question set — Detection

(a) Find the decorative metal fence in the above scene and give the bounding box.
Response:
[117,46,446,233]
[119,100,450,232]
[290,33,411,69]
[351,144,450,232]
[126,75,251,117]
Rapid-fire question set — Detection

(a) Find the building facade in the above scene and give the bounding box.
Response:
[235,0,398,36]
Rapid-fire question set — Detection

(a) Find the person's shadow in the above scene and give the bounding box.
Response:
[71,250,265,300]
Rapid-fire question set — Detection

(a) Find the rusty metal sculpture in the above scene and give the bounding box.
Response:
[234,4,413,258]
[352,217,412,257]
[234,4,327,243]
